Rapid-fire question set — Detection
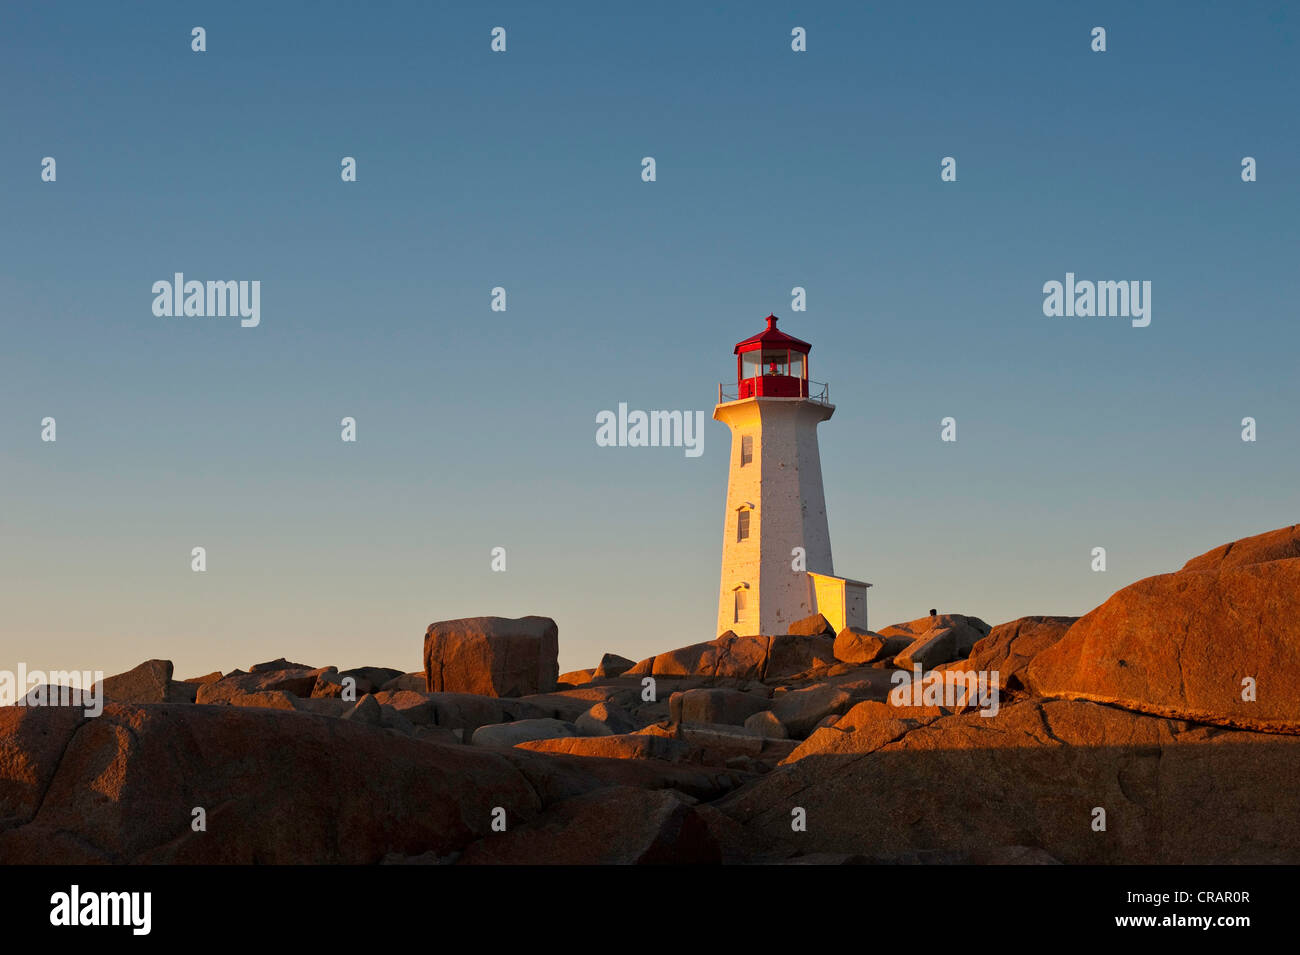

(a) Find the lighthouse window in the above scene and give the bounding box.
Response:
[740,435,753,465]
[737,509,750,541]
[734,588,747,623]
[761,350,789,376]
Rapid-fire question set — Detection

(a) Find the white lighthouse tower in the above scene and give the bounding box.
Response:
[714,315,870,637]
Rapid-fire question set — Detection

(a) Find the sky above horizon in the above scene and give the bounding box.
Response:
[2,1,1297,680]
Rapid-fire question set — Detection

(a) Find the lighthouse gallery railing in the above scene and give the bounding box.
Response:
[717,379,830,405]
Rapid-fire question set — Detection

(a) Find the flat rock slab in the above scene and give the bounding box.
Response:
[470,718,577,747]
[516,733,696,763]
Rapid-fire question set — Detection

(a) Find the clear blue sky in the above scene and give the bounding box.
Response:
[2,1,1297,679]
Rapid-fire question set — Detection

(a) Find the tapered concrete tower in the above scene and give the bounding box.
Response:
[714,315,869,636]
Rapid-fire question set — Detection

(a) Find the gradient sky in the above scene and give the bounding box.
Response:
[2,1,1297,681]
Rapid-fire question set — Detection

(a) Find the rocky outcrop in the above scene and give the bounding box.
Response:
[0,702,748,864]
[744,710,788,739]
[420,693,550,733]
[0,705,86,827]
[470,718,577,748]
[182,671,223,686]
[715,697,1300,864]
[342,693,383,724]
[1025,526,1300,733]
[250,657,313,673]
[626,632,834,682]
[424,616,559,698]
[457,787,721,865]
[95,659,196,704]
[339,667,404,696]
[895,627,957,671]
[0,704,545,863]
[516,733,696,763]
[880,614,990,655]
[967,616,1077,691]
[788,613,834,637]
[1179,523,1300,572]
[229,690,303,712]
[195,666,327,704]
[371,690,437,725]
[593,653,636,679]
[628,633,768,680]
[677,723,797,765]
[669,688,769,727]
[783,700,950,762]
[832,627,895,664]
[766,633,837,679]
[770,682,860,738]
[380,673,427,693]
[575,701,635,736]
[11,525,1300,866]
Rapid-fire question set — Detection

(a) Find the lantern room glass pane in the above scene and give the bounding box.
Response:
[790,352,805,378]
[741,352,762,379]
[761,350,789,376]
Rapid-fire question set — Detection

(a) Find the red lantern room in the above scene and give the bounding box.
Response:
[733,314,814,400]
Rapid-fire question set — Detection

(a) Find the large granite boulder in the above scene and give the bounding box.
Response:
[880,613,990,655]
[575,701,636,736]
[470,718,577,748]
[628,633,770,681]
[1179,523,1300,572]
[397,692,548,734]
[967,616,1078,691]
[788,613,834,637]
[670,688,769,727]
[424,616,559,698]
[593,653,636,679]
[339,667,405,696]
[94,659,196,704]
[832,628,896,665]
[743,710,788,739]
[625,632,835,682]
[766,633,837,678]
[194,665,327,704]
[1025,525,1300,733]
[894,627,958,671]
[770,682,858,738]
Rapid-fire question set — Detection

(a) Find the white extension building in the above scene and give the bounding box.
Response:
[714,315,870,636]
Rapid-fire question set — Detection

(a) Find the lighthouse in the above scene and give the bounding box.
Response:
[714,315,870,637]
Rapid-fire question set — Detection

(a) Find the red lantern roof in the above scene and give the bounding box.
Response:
[733,314,812,355]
